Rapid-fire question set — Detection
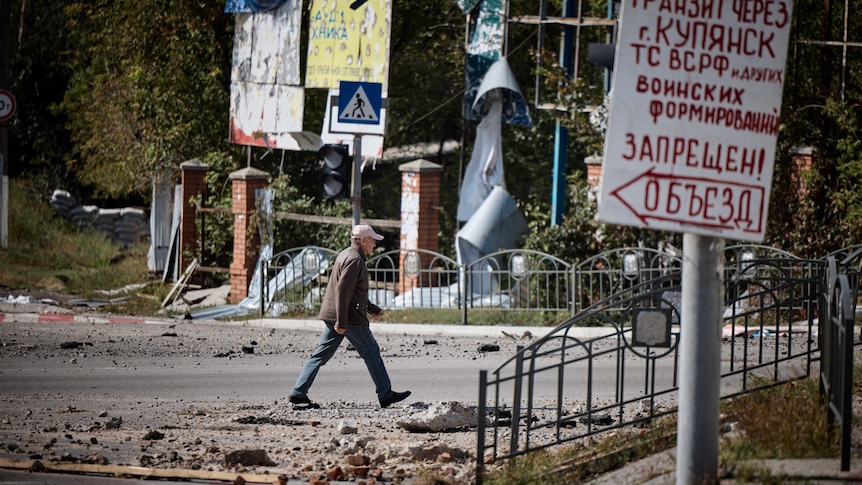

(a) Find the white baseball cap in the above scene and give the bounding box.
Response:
[352,224,384,240]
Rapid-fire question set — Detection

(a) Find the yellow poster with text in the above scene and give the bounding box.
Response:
[305,0,391,91]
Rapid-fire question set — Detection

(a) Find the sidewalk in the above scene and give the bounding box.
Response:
[584,448,862,484]
[0,290,618,341]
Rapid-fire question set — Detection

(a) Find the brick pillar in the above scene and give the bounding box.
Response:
[180,159,210,276]
[398,159,442,293]
[790,147,813,197]
[585,155,602,188]
[229,167,269,303]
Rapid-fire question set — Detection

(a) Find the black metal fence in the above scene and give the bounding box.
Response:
[572,247,682,313]
[367,249,460,309]
[259,243,856,324]
[475,250,857,482]
[820,256,856,471]
[461,250,573,319]
[260,247,573,323]
[259,246,339,316]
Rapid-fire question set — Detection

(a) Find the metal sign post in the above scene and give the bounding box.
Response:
[352,134,362,225]
[677,233,723,483]
[328,81,385,226]
[0,152,5,249]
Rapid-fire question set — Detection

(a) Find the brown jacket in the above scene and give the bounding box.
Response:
[317,242,370,330]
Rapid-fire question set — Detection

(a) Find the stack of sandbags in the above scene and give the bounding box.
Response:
[114,208,150,246]
[95,208,121,234]
[49,190,76,218]
[50,189,151,246]
[69,205,100,229]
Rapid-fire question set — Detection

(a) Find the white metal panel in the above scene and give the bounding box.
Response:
[148,173,174,273]
[230,81,304,138]
[230,0,305,149]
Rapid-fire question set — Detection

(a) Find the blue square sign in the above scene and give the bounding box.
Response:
[338,82,382,125]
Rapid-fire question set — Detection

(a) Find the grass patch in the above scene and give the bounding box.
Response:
[721,378,839,462]
[0,181,150,295]
[481,417,678,485]
[0,180,168,316]
[376,308,571,327]
[715,366,862,481]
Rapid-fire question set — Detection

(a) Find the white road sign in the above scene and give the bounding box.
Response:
[0,90,16,122]
[597,0,793,242]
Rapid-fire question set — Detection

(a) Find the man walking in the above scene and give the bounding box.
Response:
[288,224,411,408]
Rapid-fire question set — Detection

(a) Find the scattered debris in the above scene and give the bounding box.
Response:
[142,430,165,440]
[477,343,500,352]
[397,401,479,433]
[501,330,534,340]
[57,406,86,414]
[223,449,275,467]
[68,297,131,308]
[579,413,613,426]
[338,419,358,434]
[233,416,305,426]
[81,453,109,465]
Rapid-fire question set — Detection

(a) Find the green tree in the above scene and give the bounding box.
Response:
[9,0,862,260]
[8,0,77,194]
[764,0,862,256]
[59,0,236,200]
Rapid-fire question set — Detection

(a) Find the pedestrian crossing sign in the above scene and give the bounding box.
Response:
[337,81,382,125]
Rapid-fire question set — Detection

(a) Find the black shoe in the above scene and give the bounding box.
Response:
[288,394,311,405]
[379,390,411,408]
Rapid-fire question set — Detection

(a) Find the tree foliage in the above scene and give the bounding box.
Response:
[762,0,862,256]
[7,0,862,258]
[8,0,77,194]
[58,0,236,201]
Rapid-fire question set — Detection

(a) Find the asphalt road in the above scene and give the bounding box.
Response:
[0,320,530,403]
[0,313,651,403]
[0,313,679,484]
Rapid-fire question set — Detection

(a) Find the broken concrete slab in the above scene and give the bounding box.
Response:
[396,401,479,433]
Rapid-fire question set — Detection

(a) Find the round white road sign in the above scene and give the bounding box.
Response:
[0,90,16,122]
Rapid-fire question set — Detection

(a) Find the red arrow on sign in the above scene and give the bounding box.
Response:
[609,167,766,234]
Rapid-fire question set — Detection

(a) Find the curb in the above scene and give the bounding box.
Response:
[0,312,174,326]
[0,311,619,340]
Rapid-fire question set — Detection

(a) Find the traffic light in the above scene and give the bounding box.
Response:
[587,43,615,70]
[318,144,352,198]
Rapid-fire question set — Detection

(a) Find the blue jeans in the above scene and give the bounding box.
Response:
[290,321,393,400]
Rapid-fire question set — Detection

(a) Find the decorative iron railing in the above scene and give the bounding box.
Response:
[476,257,827,483]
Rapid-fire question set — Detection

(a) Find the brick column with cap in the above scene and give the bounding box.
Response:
[180,159,210,276]
[790,147,813,197]
[585,155,602,188]
[228,167,269,303]
[398,159,443,292]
